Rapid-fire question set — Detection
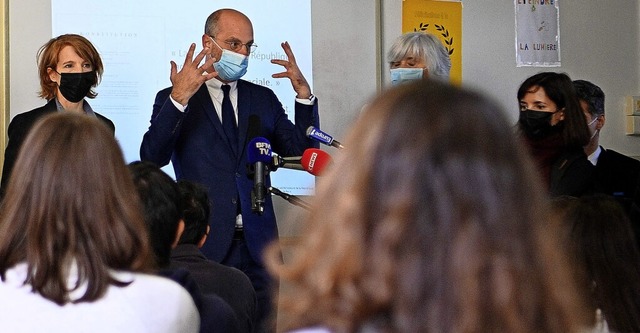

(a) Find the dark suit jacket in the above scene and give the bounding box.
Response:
[159,267,239,333]
[170,244,257,333]
[549,148,595,197]
[140,80,319,264]
[593,147,640,200]
[1,99,115,193]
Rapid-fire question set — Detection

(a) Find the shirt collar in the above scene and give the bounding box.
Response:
[588,145,603,166]
[54,98,97,117]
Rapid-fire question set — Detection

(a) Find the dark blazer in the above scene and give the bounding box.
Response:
[170,244,257,333]
[140,80,319,264]
[159,267,239,333]
[549,148,595,197]
[1,99,115,192]
[593,147,640,200]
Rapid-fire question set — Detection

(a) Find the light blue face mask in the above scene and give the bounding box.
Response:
[211,38,249,81]
[390,68,425,86]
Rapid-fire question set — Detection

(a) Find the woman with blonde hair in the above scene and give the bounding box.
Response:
[0,113,198,332]
[267,80,589,332]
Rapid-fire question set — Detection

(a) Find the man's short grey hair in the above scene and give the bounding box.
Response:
[387,32,452,82]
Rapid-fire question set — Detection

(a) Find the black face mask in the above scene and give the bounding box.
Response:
[56,71,96,103]
[518,109,558,139]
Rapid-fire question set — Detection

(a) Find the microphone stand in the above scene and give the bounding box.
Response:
[268,186,311,211]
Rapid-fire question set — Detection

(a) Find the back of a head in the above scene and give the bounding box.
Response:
[387,32,451,81]
[561,194,640,332]
[0,112,151,305]
[128,161,180,268]
[177,179,211,245]
[573,79,605,117]
[270,80,589,332]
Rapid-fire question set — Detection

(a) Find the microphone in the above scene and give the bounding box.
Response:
[270,148,332,176]
[306,126,345,150]
[270,153,305,171]
[268,187,311,211]
[247,137,272,215]
[300,148,332,176]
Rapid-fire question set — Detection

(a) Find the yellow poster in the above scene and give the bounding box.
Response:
[402,0,462,85]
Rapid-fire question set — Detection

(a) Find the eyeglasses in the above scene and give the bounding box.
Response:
[212,36,257,53]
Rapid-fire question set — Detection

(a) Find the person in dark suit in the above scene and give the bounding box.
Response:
[140,8,319,331]
[1,34,114,195]
[172,179,257,333]
[129,161,239,333]
[573,80,640,204]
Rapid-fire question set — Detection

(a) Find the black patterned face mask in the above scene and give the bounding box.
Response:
[56,71,96,103]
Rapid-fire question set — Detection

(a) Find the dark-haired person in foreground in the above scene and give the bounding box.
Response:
[129,161,238,333]
[172,179,257,333]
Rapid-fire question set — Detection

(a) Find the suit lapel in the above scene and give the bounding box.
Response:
[237,81,252,164]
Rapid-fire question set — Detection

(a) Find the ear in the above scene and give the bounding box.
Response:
[172,220,186,249]
[596,115,605,130]
[47,67,58,83]
[197,225,210,249]
[202,34,213,49]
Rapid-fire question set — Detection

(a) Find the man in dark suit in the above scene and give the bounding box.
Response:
[140,8,319,331]
[171,179,257,333]
[574,79,640,216]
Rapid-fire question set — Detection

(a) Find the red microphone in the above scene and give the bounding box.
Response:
[300,148,332,176]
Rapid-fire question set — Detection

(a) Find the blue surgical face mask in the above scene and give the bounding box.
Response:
[390,68,424,86]
[211,38,248,81]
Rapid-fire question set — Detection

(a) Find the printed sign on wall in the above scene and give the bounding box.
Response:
[515,0,560,67]
[402,0,462,85]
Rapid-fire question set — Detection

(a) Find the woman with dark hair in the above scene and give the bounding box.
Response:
[0,113,198,332]
[517,71,594,196]
[1,34,114,195]
[553,194,640,332]
[266,80,590,333]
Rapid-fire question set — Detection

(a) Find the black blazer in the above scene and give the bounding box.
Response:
[594,147,640,200]
[1,99,115,193]
[549,148,595,197]
[170,244,257,333]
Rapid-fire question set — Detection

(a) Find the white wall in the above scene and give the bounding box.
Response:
[8,1,640,229]
[379,0,640,156]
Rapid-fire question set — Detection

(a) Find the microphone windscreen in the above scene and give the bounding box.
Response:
[301,148,332,176]
[247,137,272,164]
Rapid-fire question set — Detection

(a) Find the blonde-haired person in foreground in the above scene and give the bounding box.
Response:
[266,80,590,333]
[0,113,199,333]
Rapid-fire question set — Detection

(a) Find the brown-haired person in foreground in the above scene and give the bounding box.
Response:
[552,194,640,332]
[0,113,198,333]
[1,34,114,197]
[266,80,590,333]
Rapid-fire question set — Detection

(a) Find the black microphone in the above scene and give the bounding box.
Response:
[270,148,333,176]
[247,137,272,215]
[306,126,345,150]
[269,186,311,211]
[269,153,305,171]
